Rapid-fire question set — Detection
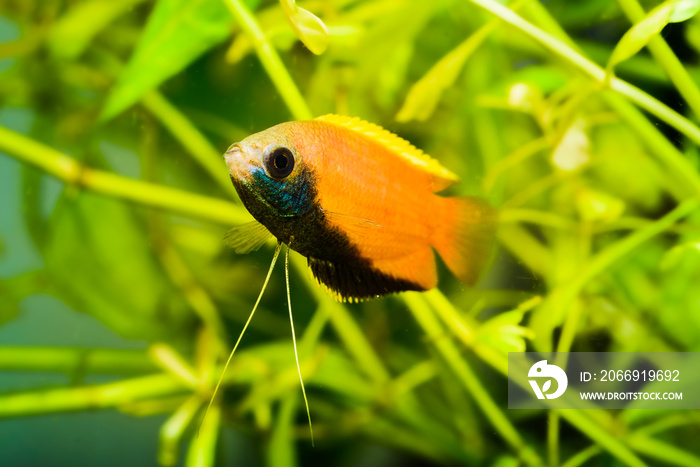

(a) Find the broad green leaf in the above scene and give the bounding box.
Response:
[607,0,699,73]
[396,22,494,122]
[101,0,258,121]
[48,0,147,59]
[279,0,329,55]
[44,192,189,340]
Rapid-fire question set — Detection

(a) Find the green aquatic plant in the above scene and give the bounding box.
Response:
[0,0,699,466]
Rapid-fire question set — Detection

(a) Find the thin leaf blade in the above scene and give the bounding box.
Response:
[396,23,494,122]
[669,0,700,22]
[608,0,685,72]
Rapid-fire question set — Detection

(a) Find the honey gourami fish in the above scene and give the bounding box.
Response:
[224,114,497,301]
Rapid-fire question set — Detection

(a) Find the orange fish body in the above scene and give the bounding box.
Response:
[224,115,496,300]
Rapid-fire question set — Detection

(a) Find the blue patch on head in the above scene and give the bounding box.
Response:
[250,168,314,217]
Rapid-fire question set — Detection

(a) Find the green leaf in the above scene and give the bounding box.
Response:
[101,0,257,121]
[607,0,699,73]
[48,0,147,59]
[608,2,675,72]
[474,297,539,353]
[396,23,494,122]
[669,0,700,22]
[43,192,189,340]
[279,0,329,55]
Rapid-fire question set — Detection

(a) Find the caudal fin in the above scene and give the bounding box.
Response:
[432,196,497,285]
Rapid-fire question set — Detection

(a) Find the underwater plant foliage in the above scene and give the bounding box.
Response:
[1,0,700,466]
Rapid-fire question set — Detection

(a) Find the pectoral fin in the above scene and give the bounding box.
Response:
[224,221,273,254]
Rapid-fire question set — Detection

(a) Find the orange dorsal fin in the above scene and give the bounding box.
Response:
[315,114,459,191]
[431,196,498,285]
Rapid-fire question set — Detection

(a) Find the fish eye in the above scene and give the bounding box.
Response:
[264,146,295,179]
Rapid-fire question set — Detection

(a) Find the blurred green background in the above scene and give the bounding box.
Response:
[1,0,700,466]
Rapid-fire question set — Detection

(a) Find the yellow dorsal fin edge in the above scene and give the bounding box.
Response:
[315,114,460,185]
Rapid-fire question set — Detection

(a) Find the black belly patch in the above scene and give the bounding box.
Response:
[307,256,425,301]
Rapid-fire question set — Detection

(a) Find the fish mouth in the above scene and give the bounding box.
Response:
[224,144,257,180]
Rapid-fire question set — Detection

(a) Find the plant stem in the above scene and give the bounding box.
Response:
[468,0,700,145]
[556,300,584,354]
[482,137,550,195]
[627,413,700,436]
[223,0,313,121]
[404,293,542,467]
[566,197,698,303]
[157,242,228,345]
[561,445,602,467]
[149,344,200,388]
[557,410,645,467]
[159,396,203,467]
[531,198,700,350]
[500,0,700,199]
[267,394,300,467]
[616,0,700,121]
[186,402,220,467]
[500,209,574,230]
[0,373,188,418]
[627,434,700,467]
[142,91,237,197]
[423,294,651,467]
[548,412,560,467]
[603,93,700,198]
[0,347,154,374]
[498,224,552,277]
[0,124,251,225]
